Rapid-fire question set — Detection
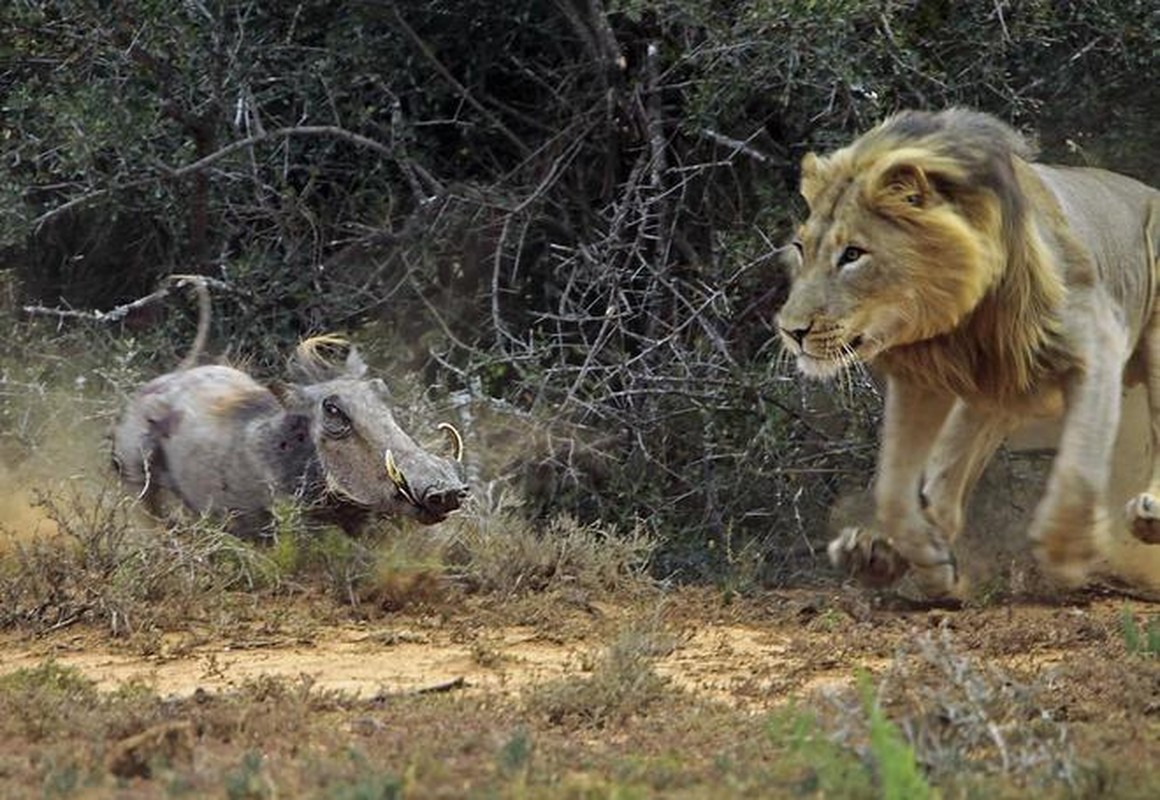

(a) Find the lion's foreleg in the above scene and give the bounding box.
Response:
[828,378,958,594]
[921,401,1017,544]
[1125,314,1160,543]
[1030,300,1127,585]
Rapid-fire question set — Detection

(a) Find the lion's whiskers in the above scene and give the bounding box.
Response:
[775,341,795,377]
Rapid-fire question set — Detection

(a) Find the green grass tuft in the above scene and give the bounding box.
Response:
[1120,606,1160,657]
[859,672,933,800]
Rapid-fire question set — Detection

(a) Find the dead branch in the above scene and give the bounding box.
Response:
[22,274,235,325]
[387,6,531,158]
[163,125,396,179]
[33,125,434,230]
[699,128,776,164]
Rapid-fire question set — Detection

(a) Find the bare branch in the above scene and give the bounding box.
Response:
[163,125,397,179]
[22,274,236,325]
[32,125,439,229]
[387,5,532,158]
[699,128,777,164]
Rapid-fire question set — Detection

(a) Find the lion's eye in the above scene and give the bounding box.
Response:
[321,396,352,437]
[791,239,804,256]
[837,246,866,267]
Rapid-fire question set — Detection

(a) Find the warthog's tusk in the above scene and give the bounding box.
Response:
[437,422,464,462]
[384,449,417,505]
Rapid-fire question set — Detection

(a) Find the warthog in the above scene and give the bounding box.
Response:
[112,317,469,534]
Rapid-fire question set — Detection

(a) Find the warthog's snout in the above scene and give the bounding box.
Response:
[420,484,470,517]
[384,437,469,523]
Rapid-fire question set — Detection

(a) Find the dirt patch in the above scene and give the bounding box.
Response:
[0,588,1152,710]
[0,586,1156,797]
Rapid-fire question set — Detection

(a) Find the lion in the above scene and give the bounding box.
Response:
[776,108,1160,597]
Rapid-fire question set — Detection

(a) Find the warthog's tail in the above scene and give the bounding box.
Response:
[169,274,212,371]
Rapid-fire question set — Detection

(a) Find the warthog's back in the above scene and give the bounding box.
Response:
[113,338,470,533]
[112,365,287,515]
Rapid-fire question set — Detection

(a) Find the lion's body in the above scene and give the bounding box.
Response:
[777,108,1160,596]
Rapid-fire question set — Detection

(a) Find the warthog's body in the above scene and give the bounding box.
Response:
[112,337,468,534]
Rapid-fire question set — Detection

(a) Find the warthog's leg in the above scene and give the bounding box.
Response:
[1030,294,1127,585]
[1125,314,1160,544]
[828,377,960,596]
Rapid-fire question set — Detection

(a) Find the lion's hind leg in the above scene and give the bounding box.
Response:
[1030,300,1127,586]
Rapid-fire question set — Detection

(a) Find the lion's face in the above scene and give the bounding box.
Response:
[776,149,1004,379]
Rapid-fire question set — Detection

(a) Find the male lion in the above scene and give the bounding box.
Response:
[777,108,1160,597]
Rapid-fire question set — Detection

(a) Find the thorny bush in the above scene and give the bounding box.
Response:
[2,1,1156,583]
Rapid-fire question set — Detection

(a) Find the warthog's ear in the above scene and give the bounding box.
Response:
[269,381,307,408]
[344,345,368,379]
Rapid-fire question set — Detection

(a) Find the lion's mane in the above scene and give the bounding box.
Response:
[802,109,1091,403]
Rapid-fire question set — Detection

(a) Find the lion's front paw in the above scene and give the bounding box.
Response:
[827,527,910,589]
[1125,493,1160,544]
[1030,511,1105,589]
[910,560,965,599]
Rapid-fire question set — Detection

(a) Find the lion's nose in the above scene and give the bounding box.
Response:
[781,324,811,346]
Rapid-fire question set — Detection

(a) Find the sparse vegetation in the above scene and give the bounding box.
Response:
[445,493,657,598]
[0,597,1157,797]
[860,672,933,800]
[1120,607,1160,658]
[527,616,673,728]
[819,629,1080,794]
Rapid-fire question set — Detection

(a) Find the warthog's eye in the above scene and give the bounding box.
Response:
[321,395,352,438]
[836,245,866,268]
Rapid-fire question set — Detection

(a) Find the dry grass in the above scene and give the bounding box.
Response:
[525,613,675,728]
[819,627,1078,792]
[0,484,284,636]
[443,490,658,598]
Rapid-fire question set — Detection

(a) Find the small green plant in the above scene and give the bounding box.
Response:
[767,706,873,798]
[859,672,933,800]
[327,771,404,800]
[497,727,533,778]
[0,662,100,741]
[1120,607,1160,657]
[226,750,273,800]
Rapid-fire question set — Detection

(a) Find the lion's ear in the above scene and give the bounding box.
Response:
[874,161,933,210]
[799,152,822,208]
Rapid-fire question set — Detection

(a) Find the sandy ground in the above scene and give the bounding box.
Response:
[0,588,1151,716]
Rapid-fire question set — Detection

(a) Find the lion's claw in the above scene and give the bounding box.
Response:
[1125,493,1160,544]
[828,526,965,597]
[827,527,911,588]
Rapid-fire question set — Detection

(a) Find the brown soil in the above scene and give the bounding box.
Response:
[0,580,1157,797]
[1,586,1153,713]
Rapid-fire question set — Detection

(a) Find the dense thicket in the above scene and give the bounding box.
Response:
[3,1,1157,582]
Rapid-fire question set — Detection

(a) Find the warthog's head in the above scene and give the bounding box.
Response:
[281,336,469,524]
